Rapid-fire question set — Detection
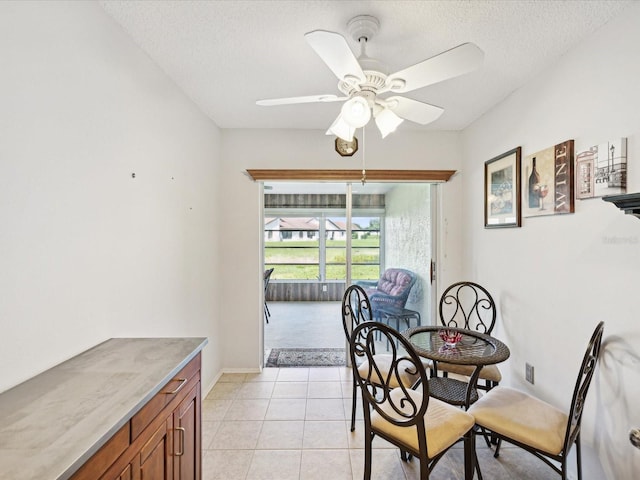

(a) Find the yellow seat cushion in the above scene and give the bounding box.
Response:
[371,388,475,458]
[468,386,568,455]
[357,354,419,388]
[436,363,502,383]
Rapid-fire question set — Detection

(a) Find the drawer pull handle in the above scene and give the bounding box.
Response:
[162,378,187,395]
[175,427,186,456]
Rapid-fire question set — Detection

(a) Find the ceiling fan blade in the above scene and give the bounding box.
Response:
[386,43,484,93]
[305,30,366,83]
[386,96,444,125]
[256,94,347,106]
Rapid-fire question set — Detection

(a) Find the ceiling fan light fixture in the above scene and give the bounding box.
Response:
[375,107,404,138]
[326,114,355,142]
[341,96,371,128]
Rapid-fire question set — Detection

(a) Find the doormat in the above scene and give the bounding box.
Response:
[266,348,346,367]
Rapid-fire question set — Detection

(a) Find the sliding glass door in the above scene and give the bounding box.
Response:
[262,181,435,364]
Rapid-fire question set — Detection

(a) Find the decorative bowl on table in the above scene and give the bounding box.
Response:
[439,329,462,348]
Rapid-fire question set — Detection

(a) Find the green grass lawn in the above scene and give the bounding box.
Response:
[266,239,380,280]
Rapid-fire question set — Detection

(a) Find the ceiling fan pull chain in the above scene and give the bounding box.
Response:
[361,127,366,185]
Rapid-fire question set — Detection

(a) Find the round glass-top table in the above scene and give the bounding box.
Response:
[402,326,510,407]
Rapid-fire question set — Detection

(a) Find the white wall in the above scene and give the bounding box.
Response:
[0,2,223,393]
[461,3,640,478]
[219,129,463,369]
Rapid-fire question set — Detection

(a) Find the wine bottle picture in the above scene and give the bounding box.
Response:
[528,157,540,208]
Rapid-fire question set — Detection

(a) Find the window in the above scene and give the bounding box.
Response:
[264,211,382,281]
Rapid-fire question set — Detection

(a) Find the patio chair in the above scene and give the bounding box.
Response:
[350,321,476,480]
[356,268,417,319]
[468,321,605,480]
[264,268,274,323]
[341,285,419,432]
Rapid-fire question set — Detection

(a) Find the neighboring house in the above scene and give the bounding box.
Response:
[264,217,319,241]
[264,217,362,241]
[328,219,364,240]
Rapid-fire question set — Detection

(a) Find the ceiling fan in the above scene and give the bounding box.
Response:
[256,15,484,141]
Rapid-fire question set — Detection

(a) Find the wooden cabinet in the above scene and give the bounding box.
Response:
[71,353,202,480]
[111,464,133,480]
[173,383,200,480]
[117,464,133,480]
[138,417,173,480]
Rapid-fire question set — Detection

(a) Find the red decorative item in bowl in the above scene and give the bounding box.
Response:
[439,329,462,347]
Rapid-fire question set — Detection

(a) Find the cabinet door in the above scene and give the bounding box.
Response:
[139,416,173,480]
[117,465,132,480]
[114,464,132,480]
[173,383,201,480]
[99,462,135,480]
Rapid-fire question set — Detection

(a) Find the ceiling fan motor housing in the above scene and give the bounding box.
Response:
[341,16,392,102]
[339,72,386,103]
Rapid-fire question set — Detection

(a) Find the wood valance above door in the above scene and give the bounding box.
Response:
[245,169,456,183]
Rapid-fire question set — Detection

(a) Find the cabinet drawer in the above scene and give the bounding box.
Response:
[70,422,130,480]
[131,353,200,440]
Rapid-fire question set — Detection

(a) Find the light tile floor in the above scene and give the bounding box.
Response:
[205,301,563,479]
[202,367,561,480]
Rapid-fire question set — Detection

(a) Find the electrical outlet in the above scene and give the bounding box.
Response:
[322,284,327,292]
[525,363,534,384]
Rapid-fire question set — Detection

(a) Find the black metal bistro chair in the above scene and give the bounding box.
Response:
[433,281,501,392]
[469,321,605,480]
[350,321,476,480]
[341,285,419,432]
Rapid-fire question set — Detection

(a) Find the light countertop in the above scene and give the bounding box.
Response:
[0,337,207,480]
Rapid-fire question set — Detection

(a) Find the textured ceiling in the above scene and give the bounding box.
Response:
[100,0,632,133]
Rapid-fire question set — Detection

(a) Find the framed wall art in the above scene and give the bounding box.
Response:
[484,147,521,228]
[522,139,574,218]
[576,137,627,199]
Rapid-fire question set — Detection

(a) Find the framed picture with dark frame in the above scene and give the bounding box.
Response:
[484,147,522,228]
